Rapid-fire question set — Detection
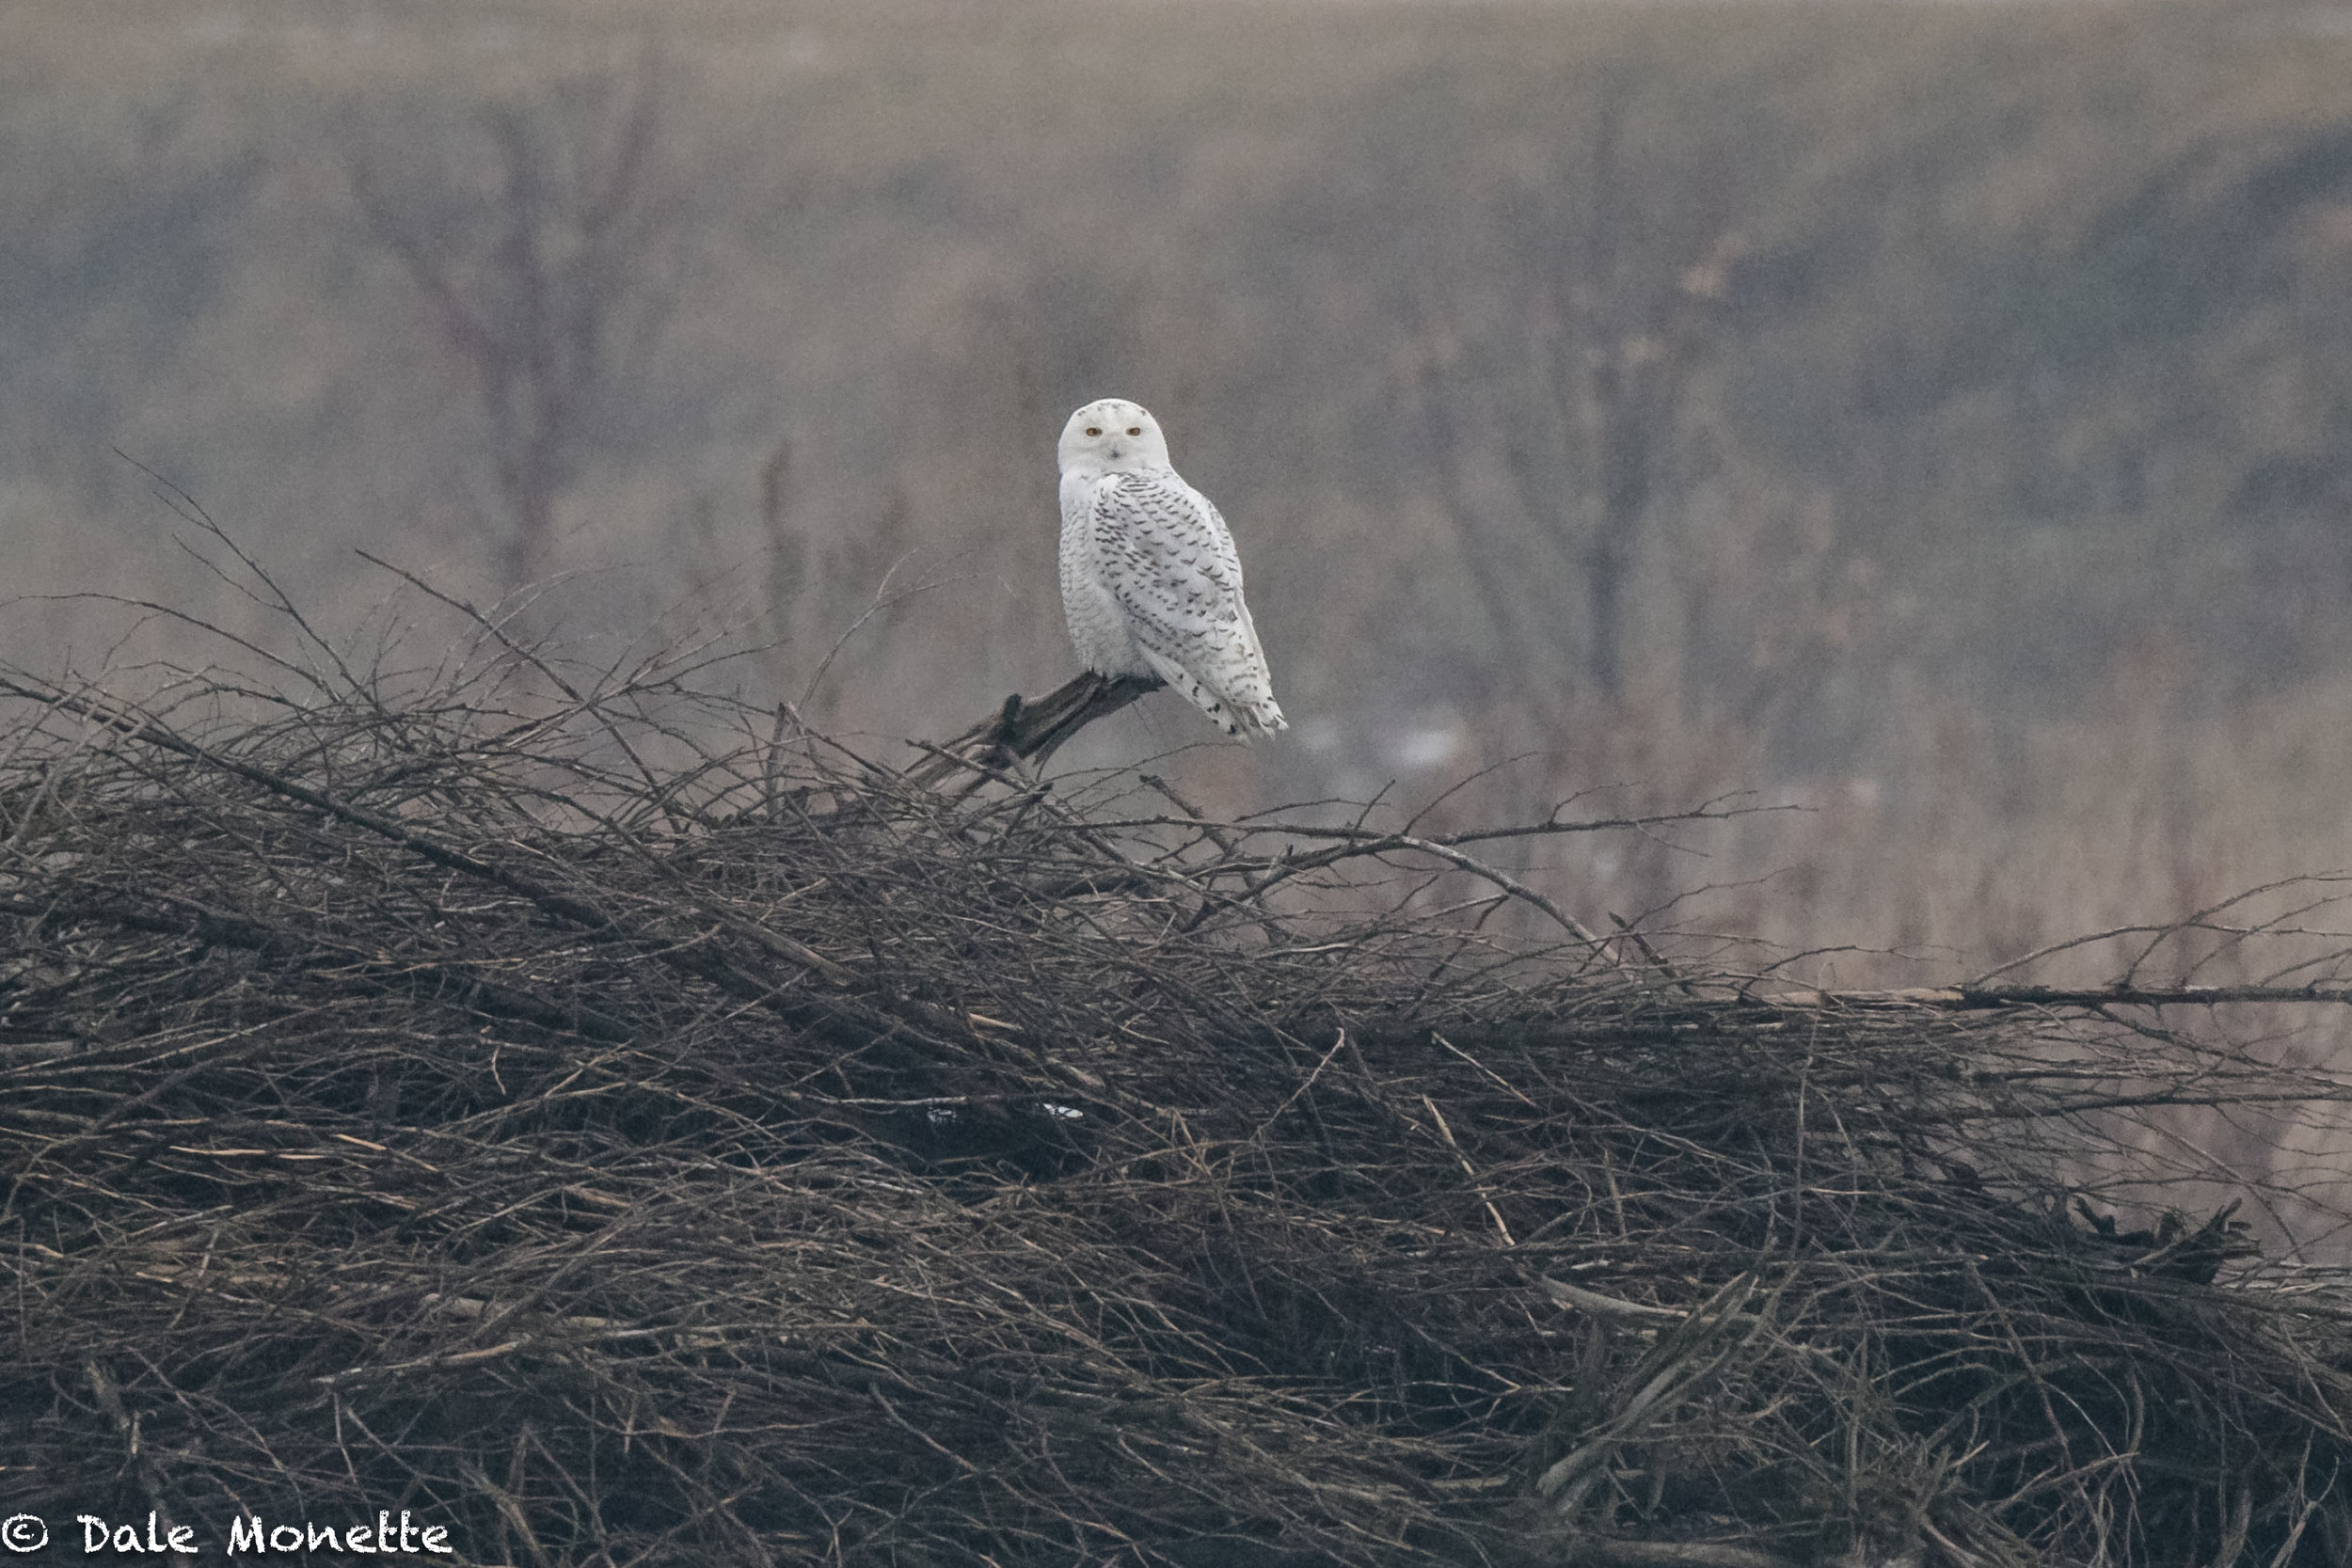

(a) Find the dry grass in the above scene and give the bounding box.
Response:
[8,581,2352,1565]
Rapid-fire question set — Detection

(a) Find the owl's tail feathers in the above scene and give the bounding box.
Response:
[1137,649,1289,740]
[1232,696,1289,739]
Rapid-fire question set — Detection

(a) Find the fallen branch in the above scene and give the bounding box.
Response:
[1775,983,2352,1010]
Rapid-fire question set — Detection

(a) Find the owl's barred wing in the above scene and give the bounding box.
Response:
[1089,474,1287,737]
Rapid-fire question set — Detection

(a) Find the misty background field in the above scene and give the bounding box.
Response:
[8,0,2352,990]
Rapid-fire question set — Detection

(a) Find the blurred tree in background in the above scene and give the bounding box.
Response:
[346,55,688,589]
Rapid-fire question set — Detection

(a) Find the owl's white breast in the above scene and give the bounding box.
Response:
[1058,470,1153,678]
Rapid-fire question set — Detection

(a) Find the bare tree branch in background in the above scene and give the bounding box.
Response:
[346,54,688,589]
[1421,78,1744,713]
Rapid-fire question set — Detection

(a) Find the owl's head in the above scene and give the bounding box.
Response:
[1058,399,1171,475]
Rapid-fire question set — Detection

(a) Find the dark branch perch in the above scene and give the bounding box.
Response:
[904,671,1164,790]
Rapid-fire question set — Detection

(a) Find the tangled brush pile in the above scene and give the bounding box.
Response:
[6,621,2352,1566]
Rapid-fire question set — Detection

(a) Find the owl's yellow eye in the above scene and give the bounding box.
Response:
[1126,426,1142,436]
[1085,427,1102,436]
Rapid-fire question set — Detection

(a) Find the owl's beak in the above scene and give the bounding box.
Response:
[1107,444,1125,460]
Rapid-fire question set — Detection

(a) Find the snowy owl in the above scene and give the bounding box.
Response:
[1057,398,1288,737]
